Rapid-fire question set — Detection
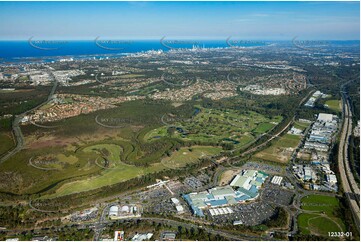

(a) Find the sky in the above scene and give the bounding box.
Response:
[0,1,359,40]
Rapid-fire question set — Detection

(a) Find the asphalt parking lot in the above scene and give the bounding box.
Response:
[207,201,277,226]
[242,162,282,174]
[261,183,294,206]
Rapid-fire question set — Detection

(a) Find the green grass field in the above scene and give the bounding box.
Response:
[253,123,275,134]
[301,195,340,216]
[144,108,282,149]
[162,146,222,168]
[0,132,15,156]
[298,195,346,237]
[293,121,310,132]
[254,134,301,163]
[324,99,341,112]
[41,145,221,198]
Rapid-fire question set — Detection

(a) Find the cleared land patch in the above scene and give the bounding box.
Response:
[293,121,310,132]
[161,146,222,169]
[254,134,301,163]
[219,169,242,186]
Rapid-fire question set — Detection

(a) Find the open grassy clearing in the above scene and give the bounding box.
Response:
[298,195,346,237]
[254,134,301,163]
[41,145,221,198]
[298,213,343,236]
[301,194,340,216]
[324,99,341,112]
[161,146,222,168]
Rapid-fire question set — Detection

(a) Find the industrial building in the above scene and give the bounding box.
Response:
[170,198,185,214]
[108,205,141,220]
[271,176,283,185]
[160,232,177,241]
[209,207,234,216]
[294,112,339,192]
[131,233,153,241]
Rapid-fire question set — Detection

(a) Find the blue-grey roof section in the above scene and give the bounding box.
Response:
[183,194,204,217]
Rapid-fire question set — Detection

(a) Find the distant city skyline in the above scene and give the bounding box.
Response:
[0,1,359,40]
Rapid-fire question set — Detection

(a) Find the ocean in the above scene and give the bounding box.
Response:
[0,39,358,64]
[0,39,267,63]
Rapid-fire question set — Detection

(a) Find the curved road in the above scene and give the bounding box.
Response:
[0,71,58,164]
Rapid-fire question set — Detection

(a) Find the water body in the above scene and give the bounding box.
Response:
[0,39,266,63]
[0,40,357,64]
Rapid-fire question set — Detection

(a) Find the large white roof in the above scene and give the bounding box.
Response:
[318,113,333,122]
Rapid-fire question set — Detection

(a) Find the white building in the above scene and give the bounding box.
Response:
[271,176,283,185]
[131,233,153,241]
[109,206,118,217]
[318,113,334,123]
[326,174,337,184]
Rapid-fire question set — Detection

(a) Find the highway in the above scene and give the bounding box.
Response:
[0,71,58,164]
[94,214,272,241]
[338,84,360,231]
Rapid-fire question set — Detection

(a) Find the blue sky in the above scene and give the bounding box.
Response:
[0,1,359,40]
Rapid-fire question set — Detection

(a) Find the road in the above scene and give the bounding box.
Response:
[338,88,360,230]
[0,71,58,164]
[94,213,271,241]
[238,89,314,158]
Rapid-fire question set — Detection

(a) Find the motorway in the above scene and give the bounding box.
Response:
[94,213,272,241]
[338,87,360,230]
[0,70,58,164]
